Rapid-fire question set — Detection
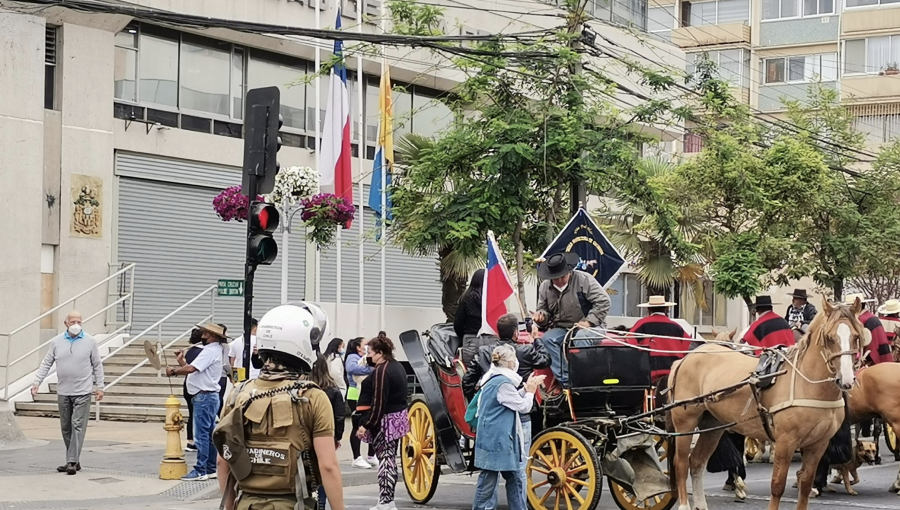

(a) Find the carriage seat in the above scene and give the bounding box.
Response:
[566,344,651,415]
[427,323,461,366]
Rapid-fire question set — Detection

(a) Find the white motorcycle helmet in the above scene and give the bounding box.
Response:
[287,301,329,352]
[256,304,320,371]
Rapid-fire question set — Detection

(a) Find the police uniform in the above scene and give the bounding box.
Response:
[214,372,335,510]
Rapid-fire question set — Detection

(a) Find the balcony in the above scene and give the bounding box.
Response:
[842,75,900,101]
[843,7,900,37]
[672,23,750,48]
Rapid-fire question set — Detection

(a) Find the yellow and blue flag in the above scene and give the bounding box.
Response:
[368,61,393,235]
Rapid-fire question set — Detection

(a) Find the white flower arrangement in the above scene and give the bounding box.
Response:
[266,166,319,207]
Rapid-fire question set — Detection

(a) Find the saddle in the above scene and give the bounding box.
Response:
[752,348,786,389]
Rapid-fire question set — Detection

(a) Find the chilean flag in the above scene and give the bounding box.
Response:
[479,231,515,336]
[319,11,353,225]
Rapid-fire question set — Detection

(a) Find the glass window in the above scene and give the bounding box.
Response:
[780,0,799,18]
[821,53,838,80]
[116,30,137,49]
[180,39,231,116]
[114,47,137,102]
[762,0,780,18]
[648,6,673,31]
[412,93,452,138]
[139,33,179,107]
[718,49,743,86]
[248,55,307,130]
[788,56,806,81]
[679,285,700,325]
[624,274,643,317]
[688,1,716,26]
[845,39,867,74]
[232,49,244,120]
[608,277,625,316]
[868,36,891,73]
[365,78,381,148]
[765,58,785,83]
[392,87,413,138]
[717,0,749,23]
[846,0,877,6]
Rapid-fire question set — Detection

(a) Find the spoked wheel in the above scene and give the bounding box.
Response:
[607,436,676,510]
[401,398,441,504]
[884,422,900,459]
[526,428,602,510]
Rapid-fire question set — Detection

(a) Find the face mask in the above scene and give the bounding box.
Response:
[338,349,346,356]
[67,324,83,337]
[366,356,376,367]
[512,359,520,373]
[553,283,568,292]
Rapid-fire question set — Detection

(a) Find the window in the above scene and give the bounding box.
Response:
[139,29,179,107]
[249,55,307,130]
[844,36,900,74]
[607,274,650,317]
[854,114,900,143]
[44,26,58,110]
[679,280,727,327]
[763,54,837,83]
[648,6,674,41]
[683,0,749,26]
[847,0,900,7]
[392,87,413,138]
[180,36,232,117]
[763,0,831,19]
[684,131,704,152]
[114,26,138,103]
[412,93,453,138]
[591,0,648,31]
[687,49,751,88]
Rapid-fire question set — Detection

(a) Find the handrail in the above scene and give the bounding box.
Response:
[3,264,135,337]
[96,314,212,420]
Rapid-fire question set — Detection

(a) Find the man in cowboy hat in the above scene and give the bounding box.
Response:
[784,289,817,334]
[742,295,795,354]
[845,293,892,365]
[879,299,900,362]
[532,252,611,387]
[166,322,226,481]
[628,296,692,382]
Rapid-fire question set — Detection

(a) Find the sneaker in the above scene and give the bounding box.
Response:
[367,456,378,465]
[352,457,372,469]
[185,443,198,452]
[369,504,390,510]
[181,470,209,481]
[208,472,218,479]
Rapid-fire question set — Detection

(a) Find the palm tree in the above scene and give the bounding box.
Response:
[596,157,715,309]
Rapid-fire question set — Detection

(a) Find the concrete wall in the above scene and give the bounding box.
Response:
[758,16,840,47]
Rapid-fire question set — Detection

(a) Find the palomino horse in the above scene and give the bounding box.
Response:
[668,298,867,510]
[847,363,900,493]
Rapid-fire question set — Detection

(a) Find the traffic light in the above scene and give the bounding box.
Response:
[248,202,280,265]
[257,114,283,195]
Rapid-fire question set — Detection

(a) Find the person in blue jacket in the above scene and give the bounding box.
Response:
[344,337,376,468]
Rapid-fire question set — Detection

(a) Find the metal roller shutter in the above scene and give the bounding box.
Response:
[116,153,306,334]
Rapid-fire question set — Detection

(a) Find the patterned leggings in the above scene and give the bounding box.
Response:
[372,432,400,504]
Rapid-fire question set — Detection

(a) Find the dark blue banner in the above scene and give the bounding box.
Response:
[540,208,626,288]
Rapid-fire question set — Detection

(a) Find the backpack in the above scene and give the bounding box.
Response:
[465,375,500,432]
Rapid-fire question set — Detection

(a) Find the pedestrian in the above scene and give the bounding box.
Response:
[183,328,204,452]
[355,333,410,510]
[165,322,225,481]
[345,337,377,469]
[323,338,347,396]
[309,355,346,510]
[31,310,105,475]
[455,269,496,367]
[228,318,259,381]
[215,323,232,413]
[471,344,544,510]
[532,252,611,388]
[214,304,344,510]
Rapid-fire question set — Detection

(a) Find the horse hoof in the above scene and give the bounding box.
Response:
[849,490,858,496]
[831,477,841,484]
[792,480,798,489]
[722,484,734,492]
[889,484,900,494]
[812,488,820,498]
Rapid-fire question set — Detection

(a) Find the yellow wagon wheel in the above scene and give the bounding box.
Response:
[401,398,441,504]
[885,422,900,456]
[526,428,602,510]
[607,436,676,510]
[745,437,761,462]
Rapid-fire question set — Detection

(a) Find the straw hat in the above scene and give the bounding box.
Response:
[879,299,900,315]
[637,295,677,308]
[843,293,875,305]
[196,322,228,339]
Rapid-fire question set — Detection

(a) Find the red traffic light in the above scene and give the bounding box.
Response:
[250,203,280,233]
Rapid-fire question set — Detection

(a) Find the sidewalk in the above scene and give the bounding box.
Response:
[0,416,379,510]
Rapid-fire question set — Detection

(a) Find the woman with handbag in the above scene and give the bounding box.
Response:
[345,337,376,469]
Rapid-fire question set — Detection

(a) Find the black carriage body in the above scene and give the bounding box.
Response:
[566,343,652,417]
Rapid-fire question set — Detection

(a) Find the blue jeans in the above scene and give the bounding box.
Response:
[317,485,326,510]
[474,468,526,510]
[543,328,598,385]
[488,419,531,510]
[191,392,218,475]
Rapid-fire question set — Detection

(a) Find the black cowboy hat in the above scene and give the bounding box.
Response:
[537,252,580,280]
[751,295,780,307]
[787,289,809,300]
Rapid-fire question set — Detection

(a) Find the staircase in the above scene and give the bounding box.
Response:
[15,341,191,422]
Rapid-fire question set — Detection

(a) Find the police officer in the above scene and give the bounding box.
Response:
[214,304,345,510]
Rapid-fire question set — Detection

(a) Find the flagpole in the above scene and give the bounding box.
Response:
[281,196,289,303]
[313,0,322,303]
[379,19,388,333]
[356,0,365,335]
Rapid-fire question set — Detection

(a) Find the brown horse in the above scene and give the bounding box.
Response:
[668,298,867,510]
[846,363,900,493]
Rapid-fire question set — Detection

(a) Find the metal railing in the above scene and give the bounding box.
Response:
[1,264,136,400]
[95,285,216,420]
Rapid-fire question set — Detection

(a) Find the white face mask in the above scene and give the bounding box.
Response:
[553,283,568,292]
[67,323,83,337]
[511,359,520,373]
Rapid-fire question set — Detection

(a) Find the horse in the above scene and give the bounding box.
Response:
[667,298,867,510]
[846,363,900,493]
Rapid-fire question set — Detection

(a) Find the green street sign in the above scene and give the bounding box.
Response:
[217,279,244,297]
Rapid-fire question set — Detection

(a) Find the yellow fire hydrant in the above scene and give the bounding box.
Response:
[160,394,188,480]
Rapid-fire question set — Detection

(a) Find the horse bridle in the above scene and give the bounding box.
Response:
[818,328,862,378]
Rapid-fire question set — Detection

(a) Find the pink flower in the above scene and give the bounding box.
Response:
[212,186,264,222]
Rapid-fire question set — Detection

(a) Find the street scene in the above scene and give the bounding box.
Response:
[6,0,900,510]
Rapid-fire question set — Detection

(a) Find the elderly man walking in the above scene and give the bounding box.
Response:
[31,311,105,475]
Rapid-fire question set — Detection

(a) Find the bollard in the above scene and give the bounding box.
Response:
[159,394,188,480]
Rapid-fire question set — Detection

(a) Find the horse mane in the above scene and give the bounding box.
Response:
[795,302,864,358]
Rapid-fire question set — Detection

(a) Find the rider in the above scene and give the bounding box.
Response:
[628,296,691,382]
[532,252,610,387]
[742,295,795,354]
[845,293,892,365]
[784,289,817,335]
[879,299,900,362]
[214,304,344,510]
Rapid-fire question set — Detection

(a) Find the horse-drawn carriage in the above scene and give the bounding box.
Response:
[398,325,677,510]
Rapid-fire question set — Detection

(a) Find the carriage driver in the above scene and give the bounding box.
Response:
[532,252,611,388]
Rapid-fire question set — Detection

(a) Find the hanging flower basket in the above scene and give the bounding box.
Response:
[212,186,264,222]
[300,193,355,248]
[265,166,319,207]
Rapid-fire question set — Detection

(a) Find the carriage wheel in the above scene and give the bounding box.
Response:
[884,422,900,457]
[607,436,676,510]
[401,398,441,504]
[527,428,602,510]
[745,437,761,462]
